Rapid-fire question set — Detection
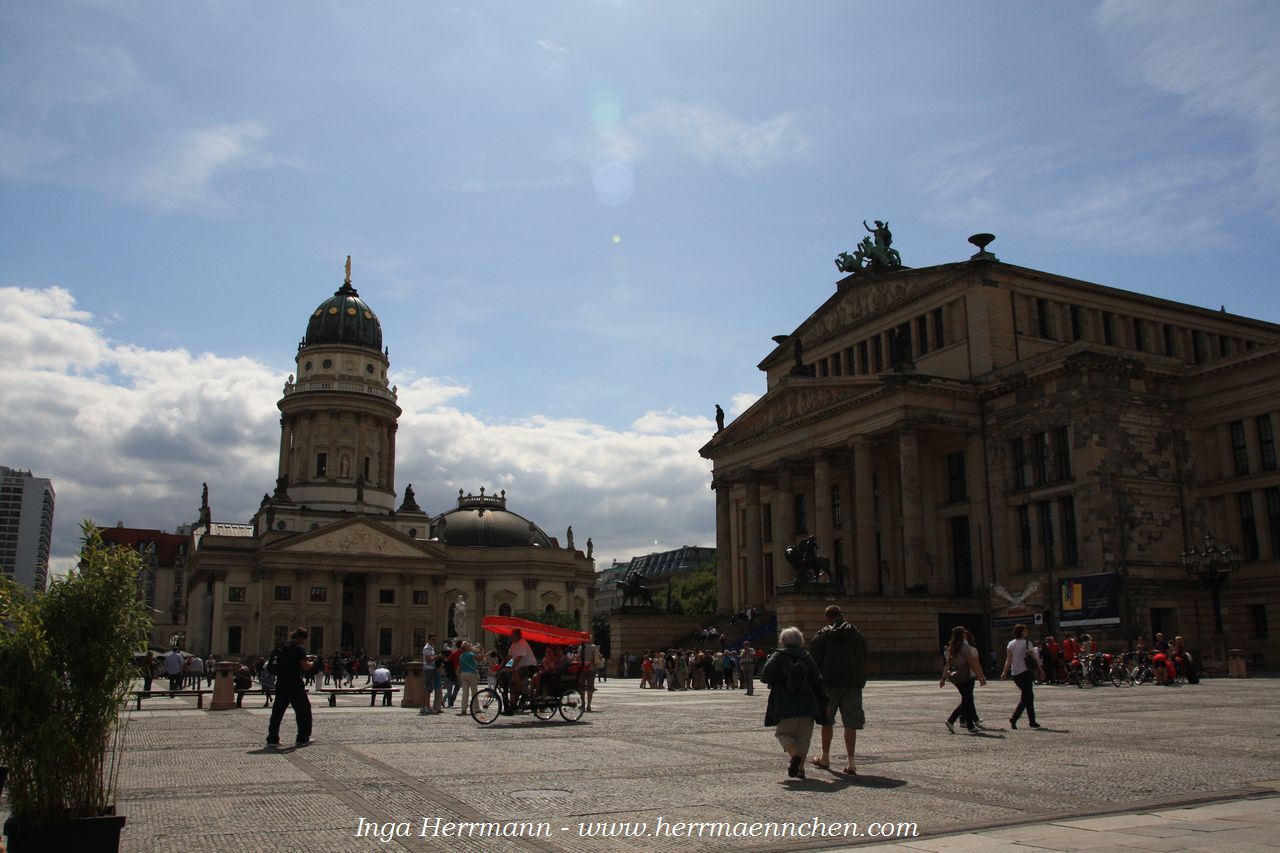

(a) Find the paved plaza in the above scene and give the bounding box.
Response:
[7,675,1280,851]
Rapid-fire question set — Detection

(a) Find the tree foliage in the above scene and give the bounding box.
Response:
[668,558,717,616]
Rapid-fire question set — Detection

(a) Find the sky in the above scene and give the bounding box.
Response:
[3,1,1279,577]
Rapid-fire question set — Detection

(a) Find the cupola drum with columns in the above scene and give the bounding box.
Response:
[276,257,402,513]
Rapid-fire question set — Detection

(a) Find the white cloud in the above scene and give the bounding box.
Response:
[729,392,760,416]
[0,286,282,577]
[631,410,712,435]
[914,133,1247,252]
[597,101,810,176]
[536,39,568,53]
[1097,0,1280,210]
[1,286,715,575]
[131,121,273,213]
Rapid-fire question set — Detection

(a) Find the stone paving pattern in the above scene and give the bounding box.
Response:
[4,676,1279,851]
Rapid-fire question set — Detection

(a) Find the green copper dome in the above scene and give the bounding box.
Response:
[304,281,383,352]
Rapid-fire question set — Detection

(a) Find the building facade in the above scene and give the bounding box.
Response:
[0,466,55,592]
[701,238,1280,671]
[98,523,190,649]
[593,545,716,613]
[182,266,595,659]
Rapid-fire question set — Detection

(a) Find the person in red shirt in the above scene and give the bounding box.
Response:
[1043,636,1061,684]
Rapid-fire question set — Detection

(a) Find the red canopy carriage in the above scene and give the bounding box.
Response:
[480,615,591,647]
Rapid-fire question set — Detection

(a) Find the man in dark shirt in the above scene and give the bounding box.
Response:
[810,605,868,775]
[267,627,317,747]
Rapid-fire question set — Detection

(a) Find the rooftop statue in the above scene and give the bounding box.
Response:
[835,219,904,275]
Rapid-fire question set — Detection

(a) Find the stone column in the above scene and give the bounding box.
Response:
[854,438,878,594]
[330,571,345,660]
[472,579,487,640]
[401,659,425,708]
[388,422,398,494]
[714,480,733,612]
[814,454,834,572]
[900,430,926,590]
[744,478,764,604]
[277,415,291,482]
[522,577,538,613]
[209,660,237,710]
[295,569,309,631]
[400,573,414,656]
[776,467,796,584]
[209,570,227,656]
[773,466,793,545]
[365,572,381,654]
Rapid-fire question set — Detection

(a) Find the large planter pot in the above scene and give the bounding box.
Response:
[3,810,126,853]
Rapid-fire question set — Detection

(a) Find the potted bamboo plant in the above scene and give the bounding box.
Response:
[0,521,151,852]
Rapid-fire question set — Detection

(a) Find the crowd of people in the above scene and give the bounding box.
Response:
[630,646,764,690]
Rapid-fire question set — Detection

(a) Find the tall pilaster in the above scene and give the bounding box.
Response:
[853,437,878,594]
[814,454,834,572]
[776,466,795,584]
[714,480,733,612]
[900,430,926,590]
[744,478,764,605]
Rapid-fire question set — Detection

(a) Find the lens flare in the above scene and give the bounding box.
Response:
[592,156,634,206]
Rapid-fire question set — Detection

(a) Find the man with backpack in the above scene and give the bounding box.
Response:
[809,605,868,776]
[266,627,317,748]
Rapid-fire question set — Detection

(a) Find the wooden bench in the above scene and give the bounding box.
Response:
[320,687,400,707]
[132,689,210,710]
[235,688,274,708]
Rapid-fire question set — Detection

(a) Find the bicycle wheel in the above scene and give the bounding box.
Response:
[558,688,585,722]
[532,697,557,720]
[1110,664,1128,687]
[1070,666,1083,688]
[470,689,501,725]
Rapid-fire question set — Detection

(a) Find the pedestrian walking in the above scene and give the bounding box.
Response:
[456,642,480,715]
[809,604,868,775]
[1002,623,1042,729]
[940,625,985,733]
[420,633,443,714]
[740,642,756,695]
[266,627,317,747]
[761,627,828,779]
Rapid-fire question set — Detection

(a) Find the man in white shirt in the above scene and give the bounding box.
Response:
[163,649,185,692]
[507,628,537,707]
[188,654,204,689]
[371,662,393,706]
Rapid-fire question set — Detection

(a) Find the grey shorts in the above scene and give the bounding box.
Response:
[825,686,865,729]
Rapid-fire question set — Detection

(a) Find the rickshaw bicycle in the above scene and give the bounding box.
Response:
[468,615,589,725]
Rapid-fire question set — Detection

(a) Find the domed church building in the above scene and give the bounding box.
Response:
[183,260,594,659]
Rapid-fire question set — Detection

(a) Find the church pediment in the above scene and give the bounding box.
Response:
[703,381,873,453]
[268,517,439,558]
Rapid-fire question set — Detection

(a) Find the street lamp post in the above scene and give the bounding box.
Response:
[1180,531,1240,661]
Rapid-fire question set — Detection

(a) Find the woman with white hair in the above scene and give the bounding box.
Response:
[761,626,828,779]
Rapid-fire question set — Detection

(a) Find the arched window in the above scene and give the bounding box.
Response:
[574,608,581,629]
[498,602,512,617]
[544,603,556,613]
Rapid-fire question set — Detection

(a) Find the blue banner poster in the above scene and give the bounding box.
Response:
[1058,573,1121,628]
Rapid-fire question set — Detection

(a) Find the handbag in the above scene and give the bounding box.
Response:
[1025,639,1042,675]
[946,653,970,686]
